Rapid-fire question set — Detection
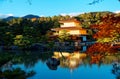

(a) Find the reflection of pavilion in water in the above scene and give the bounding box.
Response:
[49,51,120,74]
[54,41,94,52]
[52,51,87,72]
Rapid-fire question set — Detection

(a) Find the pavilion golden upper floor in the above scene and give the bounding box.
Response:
[51,19,87,36]
[51,19,88,41]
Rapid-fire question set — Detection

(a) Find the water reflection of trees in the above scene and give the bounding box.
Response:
[0,52,36,79]
[11,51,53,68]
[112,61,120,79]
[0,51,53,68]
[86,43,120,64]
[0,51,53,79]
[86,43,118,56]
[103,55,120,64]
[0,68,35,79]
[46,58,60,70]
[50,50,120,71]
[0,52,13,67]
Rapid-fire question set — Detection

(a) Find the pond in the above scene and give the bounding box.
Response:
[0,45,120,79]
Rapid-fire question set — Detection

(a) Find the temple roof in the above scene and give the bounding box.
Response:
[51,27,86,31]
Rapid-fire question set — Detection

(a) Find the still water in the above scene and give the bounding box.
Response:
[28,61,115,79]
[0,48,120,79]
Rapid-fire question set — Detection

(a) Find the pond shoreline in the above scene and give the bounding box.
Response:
[0,41,96,51]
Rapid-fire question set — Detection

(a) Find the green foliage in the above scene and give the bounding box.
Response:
[0,25,14,45]
[0,53,13,66]
[0,68,35,79]
[0,20,9,26]
[75,11,113,28]
[58,30,70,42]
[14,35,31,48]
[97,37,116,43]
[4,32,14,46]
[40,35,49,42]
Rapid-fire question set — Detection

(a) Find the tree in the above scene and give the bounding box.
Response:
[75,11,113,28]
[86,43,118,56]
[88,0,120,5]
[0,25,14,46]
[58,30,70,42]
[86,13,120,59]
[14,35,32,48]
[90,14,120,43]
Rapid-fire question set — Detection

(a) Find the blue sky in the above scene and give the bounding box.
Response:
[0,0,120,18]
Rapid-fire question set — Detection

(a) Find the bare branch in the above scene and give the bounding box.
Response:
[88,0,104,5]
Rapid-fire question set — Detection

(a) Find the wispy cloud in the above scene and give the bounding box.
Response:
[39,15,45,17]
[60,12,84,17]
[114,10,120,13]
[0,13,13,18]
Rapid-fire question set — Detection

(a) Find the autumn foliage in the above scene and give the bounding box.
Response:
[86,43,117,56]
[86,43,119,64]
[91,14,120,40]
[88,14,120,63]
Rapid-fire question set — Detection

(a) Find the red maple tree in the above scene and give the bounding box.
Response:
[91,14,120,39]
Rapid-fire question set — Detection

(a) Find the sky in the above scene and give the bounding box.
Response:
[0,0,120,18]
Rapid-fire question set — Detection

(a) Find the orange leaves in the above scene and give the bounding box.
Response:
[111,44,120,50]
[87,14,120,63]
[86,43,117,56]
[90,14,120,39]
[86,43,119,64]
[90,54,103,64]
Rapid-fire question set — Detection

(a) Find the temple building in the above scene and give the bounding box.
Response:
[51,19,88,42]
